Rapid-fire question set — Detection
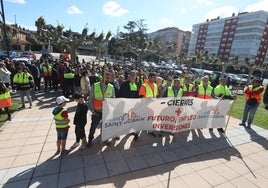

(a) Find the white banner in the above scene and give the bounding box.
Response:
[102,97,233,141]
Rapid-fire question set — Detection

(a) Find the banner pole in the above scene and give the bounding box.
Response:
[224,99,236,133]
[224,79,242,133]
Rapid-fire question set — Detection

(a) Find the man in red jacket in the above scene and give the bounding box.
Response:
[239,79,264,129]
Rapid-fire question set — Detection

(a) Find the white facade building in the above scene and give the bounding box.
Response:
[188,11,268,64]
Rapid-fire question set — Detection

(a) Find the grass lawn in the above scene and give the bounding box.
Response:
[0,98,20,129]
[229,95,268,129]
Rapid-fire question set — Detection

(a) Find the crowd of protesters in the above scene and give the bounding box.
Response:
[0,55,265,156]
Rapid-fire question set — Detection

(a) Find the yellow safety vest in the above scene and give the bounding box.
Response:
[167,86,183,97]
[93,82,114,112]
[197,84,213,99]
[54,109,68,128]
[143,82,157,97]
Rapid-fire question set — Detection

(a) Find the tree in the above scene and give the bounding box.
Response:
[35,16,89,63]
[118,19,160,67]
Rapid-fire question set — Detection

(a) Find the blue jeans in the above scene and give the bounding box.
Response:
[242,103,259,126]
[18,90,32,107]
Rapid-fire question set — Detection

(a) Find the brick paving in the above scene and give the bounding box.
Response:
[0,90,268,188]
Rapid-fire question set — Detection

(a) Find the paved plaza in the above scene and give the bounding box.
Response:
[0,90,268,188]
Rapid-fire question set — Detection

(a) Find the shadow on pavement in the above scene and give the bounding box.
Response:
[1,129,258,188]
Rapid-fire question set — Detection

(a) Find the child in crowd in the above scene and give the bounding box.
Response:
[72,93,88,149]
[52,95,70,156]
[0,82,12,121]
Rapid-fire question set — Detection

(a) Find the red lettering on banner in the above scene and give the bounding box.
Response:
[152,123,190,131]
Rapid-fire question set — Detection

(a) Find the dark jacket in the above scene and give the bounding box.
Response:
[73,103,88,125]
[118,80,140,98]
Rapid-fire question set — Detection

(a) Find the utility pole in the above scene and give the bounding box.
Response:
[0,0,10,56]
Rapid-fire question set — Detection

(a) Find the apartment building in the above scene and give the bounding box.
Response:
[148,27,191,55]
[188,10,268,64]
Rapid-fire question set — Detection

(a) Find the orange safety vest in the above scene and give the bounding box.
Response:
[245,85,263,103]
[93,82,114,112]
[197,84,213,99]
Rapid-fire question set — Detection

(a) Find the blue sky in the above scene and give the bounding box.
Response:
[3,0,268,35]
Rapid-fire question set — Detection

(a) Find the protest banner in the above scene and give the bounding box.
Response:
[102,97,233,141]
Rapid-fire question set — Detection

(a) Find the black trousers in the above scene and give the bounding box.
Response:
[75,123,86,142]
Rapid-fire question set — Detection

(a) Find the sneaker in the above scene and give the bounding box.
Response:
[71,141,79,149]
[86,141,92,148]
[19,105,25,109]
[60,150,69,156]
[217,128,225,133]
[55,149,60,155]
[246,125,251,129]
[209,128,213,131]
[104,140,111,145]
[134,134,138,141]
[147,131,157,137]
[239,123,246,126]
[158,131,163,137]
[79,145,86,150]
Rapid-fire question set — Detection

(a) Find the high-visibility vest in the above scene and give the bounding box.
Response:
[0,91,12,108]
[54,109,68,128]
[13,72,31,89]
[167,86,183,97]
[42,65,52,77]
[64,73,75,79]
[182,83,194,96]
[93,82,114,112]
[142,82,157,97]
[197,84,213,99]
[245,85,263,103]
[129,82,138,91]
[214,84,231,97]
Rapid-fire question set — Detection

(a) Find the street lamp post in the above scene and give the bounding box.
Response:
[0,0,10,56]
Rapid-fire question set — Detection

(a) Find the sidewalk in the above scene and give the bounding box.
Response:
[0,91,268,188]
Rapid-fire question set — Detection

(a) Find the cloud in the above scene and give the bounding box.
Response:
[197,0,214,6]
[205,6,237,20]
[67,6,83,14]
[160,18,173,26]
[6,0,26,4]
[245,0,268,12]
[180,7,187,14]
[103,1,128,17]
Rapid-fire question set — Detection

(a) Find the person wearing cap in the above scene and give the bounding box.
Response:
[52,95,70,156]
[239,79,264,129]
[87,70,115,147]
[72,93,88,149]
[213,76,236,133]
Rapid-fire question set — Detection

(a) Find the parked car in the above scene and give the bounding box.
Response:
[12,57,35,69]
[227,73,241,85]
[237,74,256,85]
[0,51,19,60]
[60,53,70,61]
[10,51,20,59]
[0,51,8,60]
[40,53,55,62]
[20,51,36,60]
